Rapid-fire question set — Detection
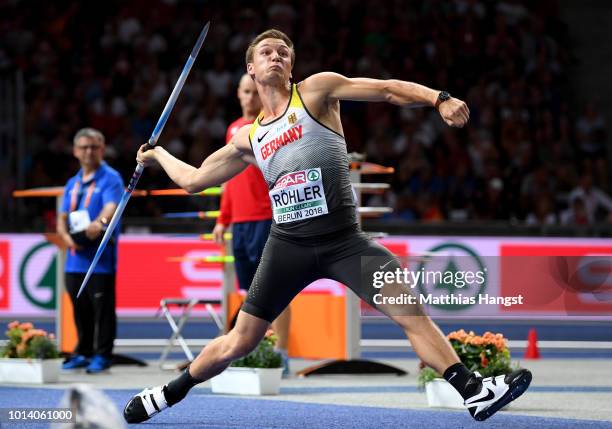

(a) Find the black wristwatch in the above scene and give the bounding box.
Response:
[435,91,451,109]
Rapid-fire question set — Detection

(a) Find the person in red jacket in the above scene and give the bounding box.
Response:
[213,74,291,372]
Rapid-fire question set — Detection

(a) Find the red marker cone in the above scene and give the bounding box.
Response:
[524,328,541,359]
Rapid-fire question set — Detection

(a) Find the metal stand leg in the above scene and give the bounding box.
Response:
[159,299,197,368]
[158,298,223,369]
[206,303,224,332]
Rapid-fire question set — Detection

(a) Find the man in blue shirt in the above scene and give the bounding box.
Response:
[56,128,123,373]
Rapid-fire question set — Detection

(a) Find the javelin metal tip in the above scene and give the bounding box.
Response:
[191,21,211,59]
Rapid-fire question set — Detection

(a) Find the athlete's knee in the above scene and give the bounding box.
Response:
[221,330,262,361]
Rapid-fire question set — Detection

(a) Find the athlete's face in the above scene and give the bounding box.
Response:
[248,38,292,84]
[237,75,261,117]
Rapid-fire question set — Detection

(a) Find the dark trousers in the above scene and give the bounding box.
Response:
[232,219,272,290]
[230,220,272,329]
[65,273,117,358]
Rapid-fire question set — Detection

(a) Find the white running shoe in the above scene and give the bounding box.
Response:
[123,385,170,424]
[464,369,532,421]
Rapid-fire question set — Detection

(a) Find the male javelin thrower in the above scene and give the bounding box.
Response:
[125,29,531,423]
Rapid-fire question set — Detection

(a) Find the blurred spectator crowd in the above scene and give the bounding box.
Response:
[1,0,611,229]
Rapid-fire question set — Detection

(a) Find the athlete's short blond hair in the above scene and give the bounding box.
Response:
[245,29,295,67]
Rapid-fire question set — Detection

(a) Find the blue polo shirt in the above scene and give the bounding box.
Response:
[60,162,123,274]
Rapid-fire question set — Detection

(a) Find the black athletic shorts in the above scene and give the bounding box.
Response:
[242,224,424,322]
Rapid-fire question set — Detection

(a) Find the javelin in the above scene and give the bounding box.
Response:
[77,22,211,298]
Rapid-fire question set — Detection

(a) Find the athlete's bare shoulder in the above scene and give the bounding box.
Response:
[229,124,256,164]
[297,72,351,114]
[298,72,345,102]
[297,73,345,135]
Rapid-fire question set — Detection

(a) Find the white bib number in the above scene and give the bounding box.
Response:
[68,210,91,233]
[269,168,328,223]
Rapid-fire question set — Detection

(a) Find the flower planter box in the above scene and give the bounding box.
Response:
[424,379,465,409]
[210,367,283,395]
[0,358,63,384]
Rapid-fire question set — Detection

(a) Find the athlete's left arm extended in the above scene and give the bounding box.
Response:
[302,72,469,128]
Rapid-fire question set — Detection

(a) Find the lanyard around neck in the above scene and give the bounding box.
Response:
[70,180,96,212]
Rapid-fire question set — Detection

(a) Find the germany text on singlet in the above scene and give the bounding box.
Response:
[249,83,356,237]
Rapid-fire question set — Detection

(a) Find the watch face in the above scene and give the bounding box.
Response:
[439,91,451,101]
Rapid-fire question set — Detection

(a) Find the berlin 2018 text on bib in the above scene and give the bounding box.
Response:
[269,168,328,223]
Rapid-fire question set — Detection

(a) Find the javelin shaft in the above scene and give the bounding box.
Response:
[76,22,210,298]
[76,164,143,298]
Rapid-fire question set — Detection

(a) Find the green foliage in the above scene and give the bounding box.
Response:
[27,335,60,359]
[230,334,282,369]
[417,367,442,389]
[1,321,59,360]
